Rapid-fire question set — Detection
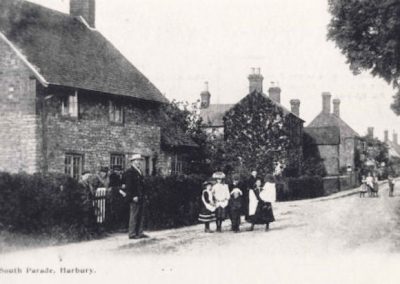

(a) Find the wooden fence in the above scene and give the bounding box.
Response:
[93,187,107,223]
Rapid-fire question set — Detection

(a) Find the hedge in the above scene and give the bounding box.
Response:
[144,174,204,229]
[276,175,324,201]
[0,172,98,240]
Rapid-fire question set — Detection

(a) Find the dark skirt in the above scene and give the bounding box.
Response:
[198,206,216,223]
[215,206,227,220]
[249,201,275,224]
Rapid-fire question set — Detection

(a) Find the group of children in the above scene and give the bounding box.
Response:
[198,171,276,233]
[360,172,396,198]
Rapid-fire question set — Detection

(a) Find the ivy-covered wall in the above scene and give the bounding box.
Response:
[223,91,303,177]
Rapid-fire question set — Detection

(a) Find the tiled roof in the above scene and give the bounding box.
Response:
[387,140,400,158]
[0,0,168,103]
[304,126,340,145]
[200,104,233,127]
[199,91,304,127]
[307,113,359,138]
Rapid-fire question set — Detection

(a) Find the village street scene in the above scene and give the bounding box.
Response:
[1,0,400,283]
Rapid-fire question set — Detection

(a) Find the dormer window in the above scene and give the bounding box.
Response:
[109,100,123,124]
[61,91,78,117]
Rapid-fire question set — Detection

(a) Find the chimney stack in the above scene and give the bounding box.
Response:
[268,82,281,103]
[70,0,96,28]
[248,67,263,93]
[200,81,211,109]
[332,98,340,117]
[367,127,374,138]
[393,131,398,145]
[384,130,389,143]
[322,92,331,114]
[290,99,300,116]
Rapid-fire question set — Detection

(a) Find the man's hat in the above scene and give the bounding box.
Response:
[129,154,144,161]
[82,170,91,175]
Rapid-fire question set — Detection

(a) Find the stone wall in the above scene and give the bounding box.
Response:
[0,38,40,173]
[38,87,164,174]
[317,144,340,175]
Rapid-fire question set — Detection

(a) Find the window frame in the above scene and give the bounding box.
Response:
[110,153,126,170]
[109,100,124,125]
[65,153,84,180]
[61,90,79,118]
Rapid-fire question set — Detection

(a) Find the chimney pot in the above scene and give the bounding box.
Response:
[322,92,332,114]
[248,69,263,93]
[367,127,374,138]
[384,130,389,143]
[200,82,211,109]
[332,98,340,117]
[70,0,96,28]
[268,83,281,103]
[290,99,300,116]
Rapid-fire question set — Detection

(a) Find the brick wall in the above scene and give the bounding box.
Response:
[38,87,164,174]
[339,137,356,171]
[0,38,40,173]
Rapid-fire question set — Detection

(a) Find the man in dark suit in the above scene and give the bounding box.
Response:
[124,154,147,239]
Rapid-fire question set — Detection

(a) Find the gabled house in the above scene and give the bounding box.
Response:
[304,93,360,176]
[199,68,304,176]
[0,0,197,177]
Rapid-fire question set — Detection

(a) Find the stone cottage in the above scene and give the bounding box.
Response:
[199,68,304,176]
[304,93,360,176]
[0,0,197,178]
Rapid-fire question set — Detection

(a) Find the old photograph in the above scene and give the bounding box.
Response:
[1,0,400,283]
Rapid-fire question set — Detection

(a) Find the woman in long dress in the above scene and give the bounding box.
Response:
[211,172,230,232]
[248,177,275,231]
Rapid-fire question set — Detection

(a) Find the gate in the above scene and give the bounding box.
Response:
[94,187,107,223]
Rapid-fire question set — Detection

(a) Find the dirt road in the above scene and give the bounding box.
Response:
[2,183,400,284]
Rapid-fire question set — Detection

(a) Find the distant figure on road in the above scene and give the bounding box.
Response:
[198,181,216,233]
[372,172,379,197]
[360,175,367,198]
[212,172,230,232]
[366,172,374,197]
[248,177,275,231]
[388,175,396,197]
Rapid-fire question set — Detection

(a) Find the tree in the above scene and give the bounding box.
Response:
[327,0,400,114]
[357,135,389,177]
[223,92,294,177]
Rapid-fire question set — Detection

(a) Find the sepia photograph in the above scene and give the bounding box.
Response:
[0,0,400,283]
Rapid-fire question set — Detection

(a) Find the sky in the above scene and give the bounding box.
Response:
[28,0,400,140]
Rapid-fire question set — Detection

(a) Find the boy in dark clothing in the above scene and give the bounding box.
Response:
[229,183,243,233]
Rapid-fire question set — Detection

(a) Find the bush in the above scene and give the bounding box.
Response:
[0,172,98,240]
[277,175,324,201]
[144,174,205,230]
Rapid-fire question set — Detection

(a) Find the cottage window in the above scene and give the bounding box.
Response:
[109,100,123,123]
[65,153,83,180]
[171,154,185,175]
[110,154,125,170]
[61,91,78,117]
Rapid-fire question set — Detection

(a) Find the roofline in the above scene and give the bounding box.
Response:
[47,82,168,104]
[77,16,97,31]
[0,32,49,87]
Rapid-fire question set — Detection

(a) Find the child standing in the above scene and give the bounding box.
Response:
[360,175,367,198]
[229,178,243,232]
[388,175,396,197]
[212,172,230,232]
[198,181,216,233]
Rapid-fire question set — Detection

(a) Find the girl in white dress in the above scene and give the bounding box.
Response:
[211,172,230,232]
